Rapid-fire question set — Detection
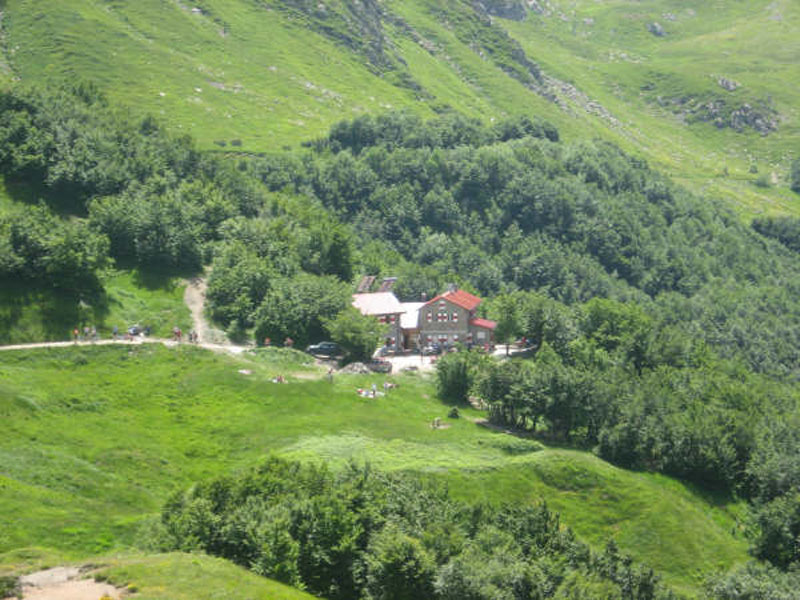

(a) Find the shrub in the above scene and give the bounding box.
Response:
[0,576,21,600]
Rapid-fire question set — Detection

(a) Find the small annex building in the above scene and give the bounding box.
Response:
[351,291,404,351]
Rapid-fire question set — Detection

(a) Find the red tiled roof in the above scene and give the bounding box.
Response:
[469,318,497,330]
[426,289,483,311]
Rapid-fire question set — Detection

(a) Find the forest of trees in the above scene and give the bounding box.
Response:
[153,456,672,600]
[3,86,800,597]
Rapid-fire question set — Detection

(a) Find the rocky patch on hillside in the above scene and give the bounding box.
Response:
[431,1,546,93]
[271,0,396,72]
[655,94,779,135]
[263,0,433,99]
[475,0,528,21]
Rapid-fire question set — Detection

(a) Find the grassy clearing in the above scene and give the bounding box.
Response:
[0,269,191,344]
[443,454,747,596]
[102,269,192,339]
[0,345,748,595]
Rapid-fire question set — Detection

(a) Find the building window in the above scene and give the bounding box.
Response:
[452,312,458,322]
[426,312,432,323]
[389,315,396,323]
[477,331,486,340]
[426,335,433,342]
[453,334,459,342]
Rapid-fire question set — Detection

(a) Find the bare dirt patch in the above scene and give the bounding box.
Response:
[15,567,122,600]
[184,275,230,345]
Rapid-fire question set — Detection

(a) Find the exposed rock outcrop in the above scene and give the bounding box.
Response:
[656,94,778,135]
[717,77,740,92]
[475,0,528,21]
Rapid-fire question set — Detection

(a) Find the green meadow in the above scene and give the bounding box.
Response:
[501,0,800,217]
[0,345,748,596]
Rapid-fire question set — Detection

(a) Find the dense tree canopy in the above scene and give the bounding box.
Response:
[256,112,800,380]
[154,457,675,600]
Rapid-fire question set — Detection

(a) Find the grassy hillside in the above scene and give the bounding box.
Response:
[0,551,317,600]
[501,0,800,216]
[0,345,748,595]
[1,0,796,217]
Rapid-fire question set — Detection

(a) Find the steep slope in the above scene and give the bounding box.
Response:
[1,0,797,216]
[501,0,800,216]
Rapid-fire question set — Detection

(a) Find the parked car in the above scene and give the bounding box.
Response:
[422,342,442,355]
[367,359,392,373]
[306,341,341,357]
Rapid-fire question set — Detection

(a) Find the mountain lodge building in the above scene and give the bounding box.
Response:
[352,285,496,352]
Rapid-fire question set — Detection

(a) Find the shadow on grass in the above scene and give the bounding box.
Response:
[127,263,201,292]
[0,278,109,343]
[3,177,89,218]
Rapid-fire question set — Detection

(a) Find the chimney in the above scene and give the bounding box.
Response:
[378,277,397,292]
[356,275,376,293]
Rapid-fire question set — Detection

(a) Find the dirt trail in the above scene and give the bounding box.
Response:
[183,274,241,346]
[0,337,248,355]
[14,567,121,600]
[183,275,213,344]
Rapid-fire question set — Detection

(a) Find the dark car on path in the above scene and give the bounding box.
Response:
[306,341,341,357]
[367,359,392,373]
[422,342,442,355]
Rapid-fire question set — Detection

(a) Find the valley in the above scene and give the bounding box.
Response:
[0,1,799,599]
